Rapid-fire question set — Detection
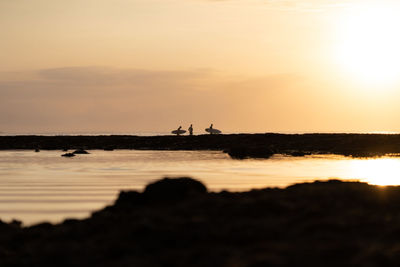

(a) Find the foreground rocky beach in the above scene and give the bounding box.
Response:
[2,133,400,157]
[2,177,400,266]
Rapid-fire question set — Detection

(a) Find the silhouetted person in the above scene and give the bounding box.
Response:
[205,123,221,134]
[188,124,193,135]
[171,126,185,136]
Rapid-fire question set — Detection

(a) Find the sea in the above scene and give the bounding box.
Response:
[1,131,400,226]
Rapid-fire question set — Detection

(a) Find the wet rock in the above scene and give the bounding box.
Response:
[287,150,311,157]
[2,134,400,158]
[72,149,89,154]
[227,146,274,159]
[61,153,75,157]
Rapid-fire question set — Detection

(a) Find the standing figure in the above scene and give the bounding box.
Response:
[188,124,193,135]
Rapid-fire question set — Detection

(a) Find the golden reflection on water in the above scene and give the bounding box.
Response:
[3,151,400,225]
[349,158,400,186]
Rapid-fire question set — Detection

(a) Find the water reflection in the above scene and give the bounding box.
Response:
[1,150,400,225]
[349,158,400,186]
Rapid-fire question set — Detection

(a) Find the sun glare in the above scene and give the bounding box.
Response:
[336,1,400,86]
[350,158,400,186]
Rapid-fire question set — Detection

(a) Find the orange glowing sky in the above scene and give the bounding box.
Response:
[2,0,400,134]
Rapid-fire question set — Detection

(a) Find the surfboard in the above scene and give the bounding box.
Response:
[205,128,221,134]
[171,129,187,135]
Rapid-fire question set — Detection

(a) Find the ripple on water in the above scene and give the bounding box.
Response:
[1,150,400,225]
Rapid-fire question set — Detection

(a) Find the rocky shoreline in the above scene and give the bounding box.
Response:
[1,177,400,266]
[1,133,400,157]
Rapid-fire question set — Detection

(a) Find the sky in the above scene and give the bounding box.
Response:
[2,0,400,134]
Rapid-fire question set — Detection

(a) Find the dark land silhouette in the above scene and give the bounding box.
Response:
[2,177,400,266]
[1,133,400,158]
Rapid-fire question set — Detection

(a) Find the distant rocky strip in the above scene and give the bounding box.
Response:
[2,177,400,266]
[1,133,400,157]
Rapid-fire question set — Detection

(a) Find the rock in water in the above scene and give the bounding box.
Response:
[227,146,274,159]
[61,153,75,157]
[72,149,90,154]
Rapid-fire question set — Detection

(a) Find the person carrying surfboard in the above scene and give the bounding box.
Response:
[188,124,193,135]
[171,126,186,136]
[205,124,221,134]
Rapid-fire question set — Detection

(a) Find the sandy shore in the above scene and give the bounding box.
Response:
[1,177,400,266]
[1,133,400,157]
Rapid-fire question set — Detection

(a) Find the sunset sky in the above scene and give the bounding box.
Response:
[2,0,400,134]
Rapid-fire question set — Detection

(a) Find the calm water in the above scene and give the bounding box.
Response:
[1,150,400,226]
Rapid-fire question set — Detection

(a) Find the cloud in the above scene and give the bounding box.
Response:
[207,0,353,12]
[0,67,300,133]
[38,66,206,87]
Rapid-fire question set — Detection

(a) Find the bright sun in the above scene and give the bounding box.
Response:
[336,1,400,86]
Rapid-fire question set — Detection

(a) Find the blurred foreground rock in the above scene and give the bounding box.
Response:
[2,177,400,266]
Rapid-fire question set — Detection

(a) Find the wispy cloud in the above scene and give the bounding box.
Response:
[207,0,353,12]
[0,67,300,132]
